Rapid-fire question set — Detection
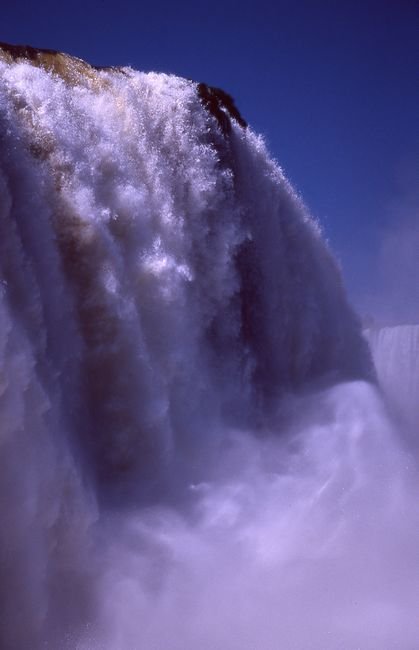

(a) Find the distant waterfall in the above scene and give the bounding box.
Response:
[365,325,419,432]
[1,44,417,650]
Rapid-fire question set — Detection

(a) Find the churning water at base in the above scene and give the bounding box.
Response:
[0,45,418,649]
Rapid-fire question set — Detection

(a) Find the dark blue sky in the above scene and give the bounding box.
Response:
[2,0,418,320]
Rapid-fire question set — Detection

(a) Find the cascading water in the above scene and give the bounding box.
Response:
[365,325,419,437]
[0,44,418,649]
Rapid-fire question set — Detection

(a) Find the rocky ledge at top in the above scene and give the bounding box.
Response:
[0,41,247,136]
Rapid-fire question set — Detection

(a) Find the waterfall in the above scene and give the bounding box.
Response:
[365,325,419,434]
[0,44,417,649]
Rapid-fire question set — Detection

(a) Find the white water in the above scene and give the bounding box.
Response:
[0,53,418,649]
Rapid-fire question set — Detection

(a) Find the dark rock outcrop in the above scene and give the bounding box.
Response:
[197,83,247,135]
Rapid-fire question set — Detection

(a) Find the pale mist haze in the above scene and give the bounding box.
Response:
[0,35,418,650]
[372,213,419,326]
[356,157,419,327]
[90,383,419,650]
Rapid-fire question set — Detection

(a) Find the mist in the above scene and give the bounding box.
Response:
[84,382,419,650]
[356,158,419,327]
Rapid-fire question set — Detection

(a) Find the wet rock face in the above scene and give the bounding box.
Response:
[0,41,90,74]
[0,41,125,85]
[0,40,116,71]
[0,41,62,62]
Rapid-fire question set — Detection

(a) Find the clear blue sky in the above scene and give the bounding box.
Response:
[2,0,418,321]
